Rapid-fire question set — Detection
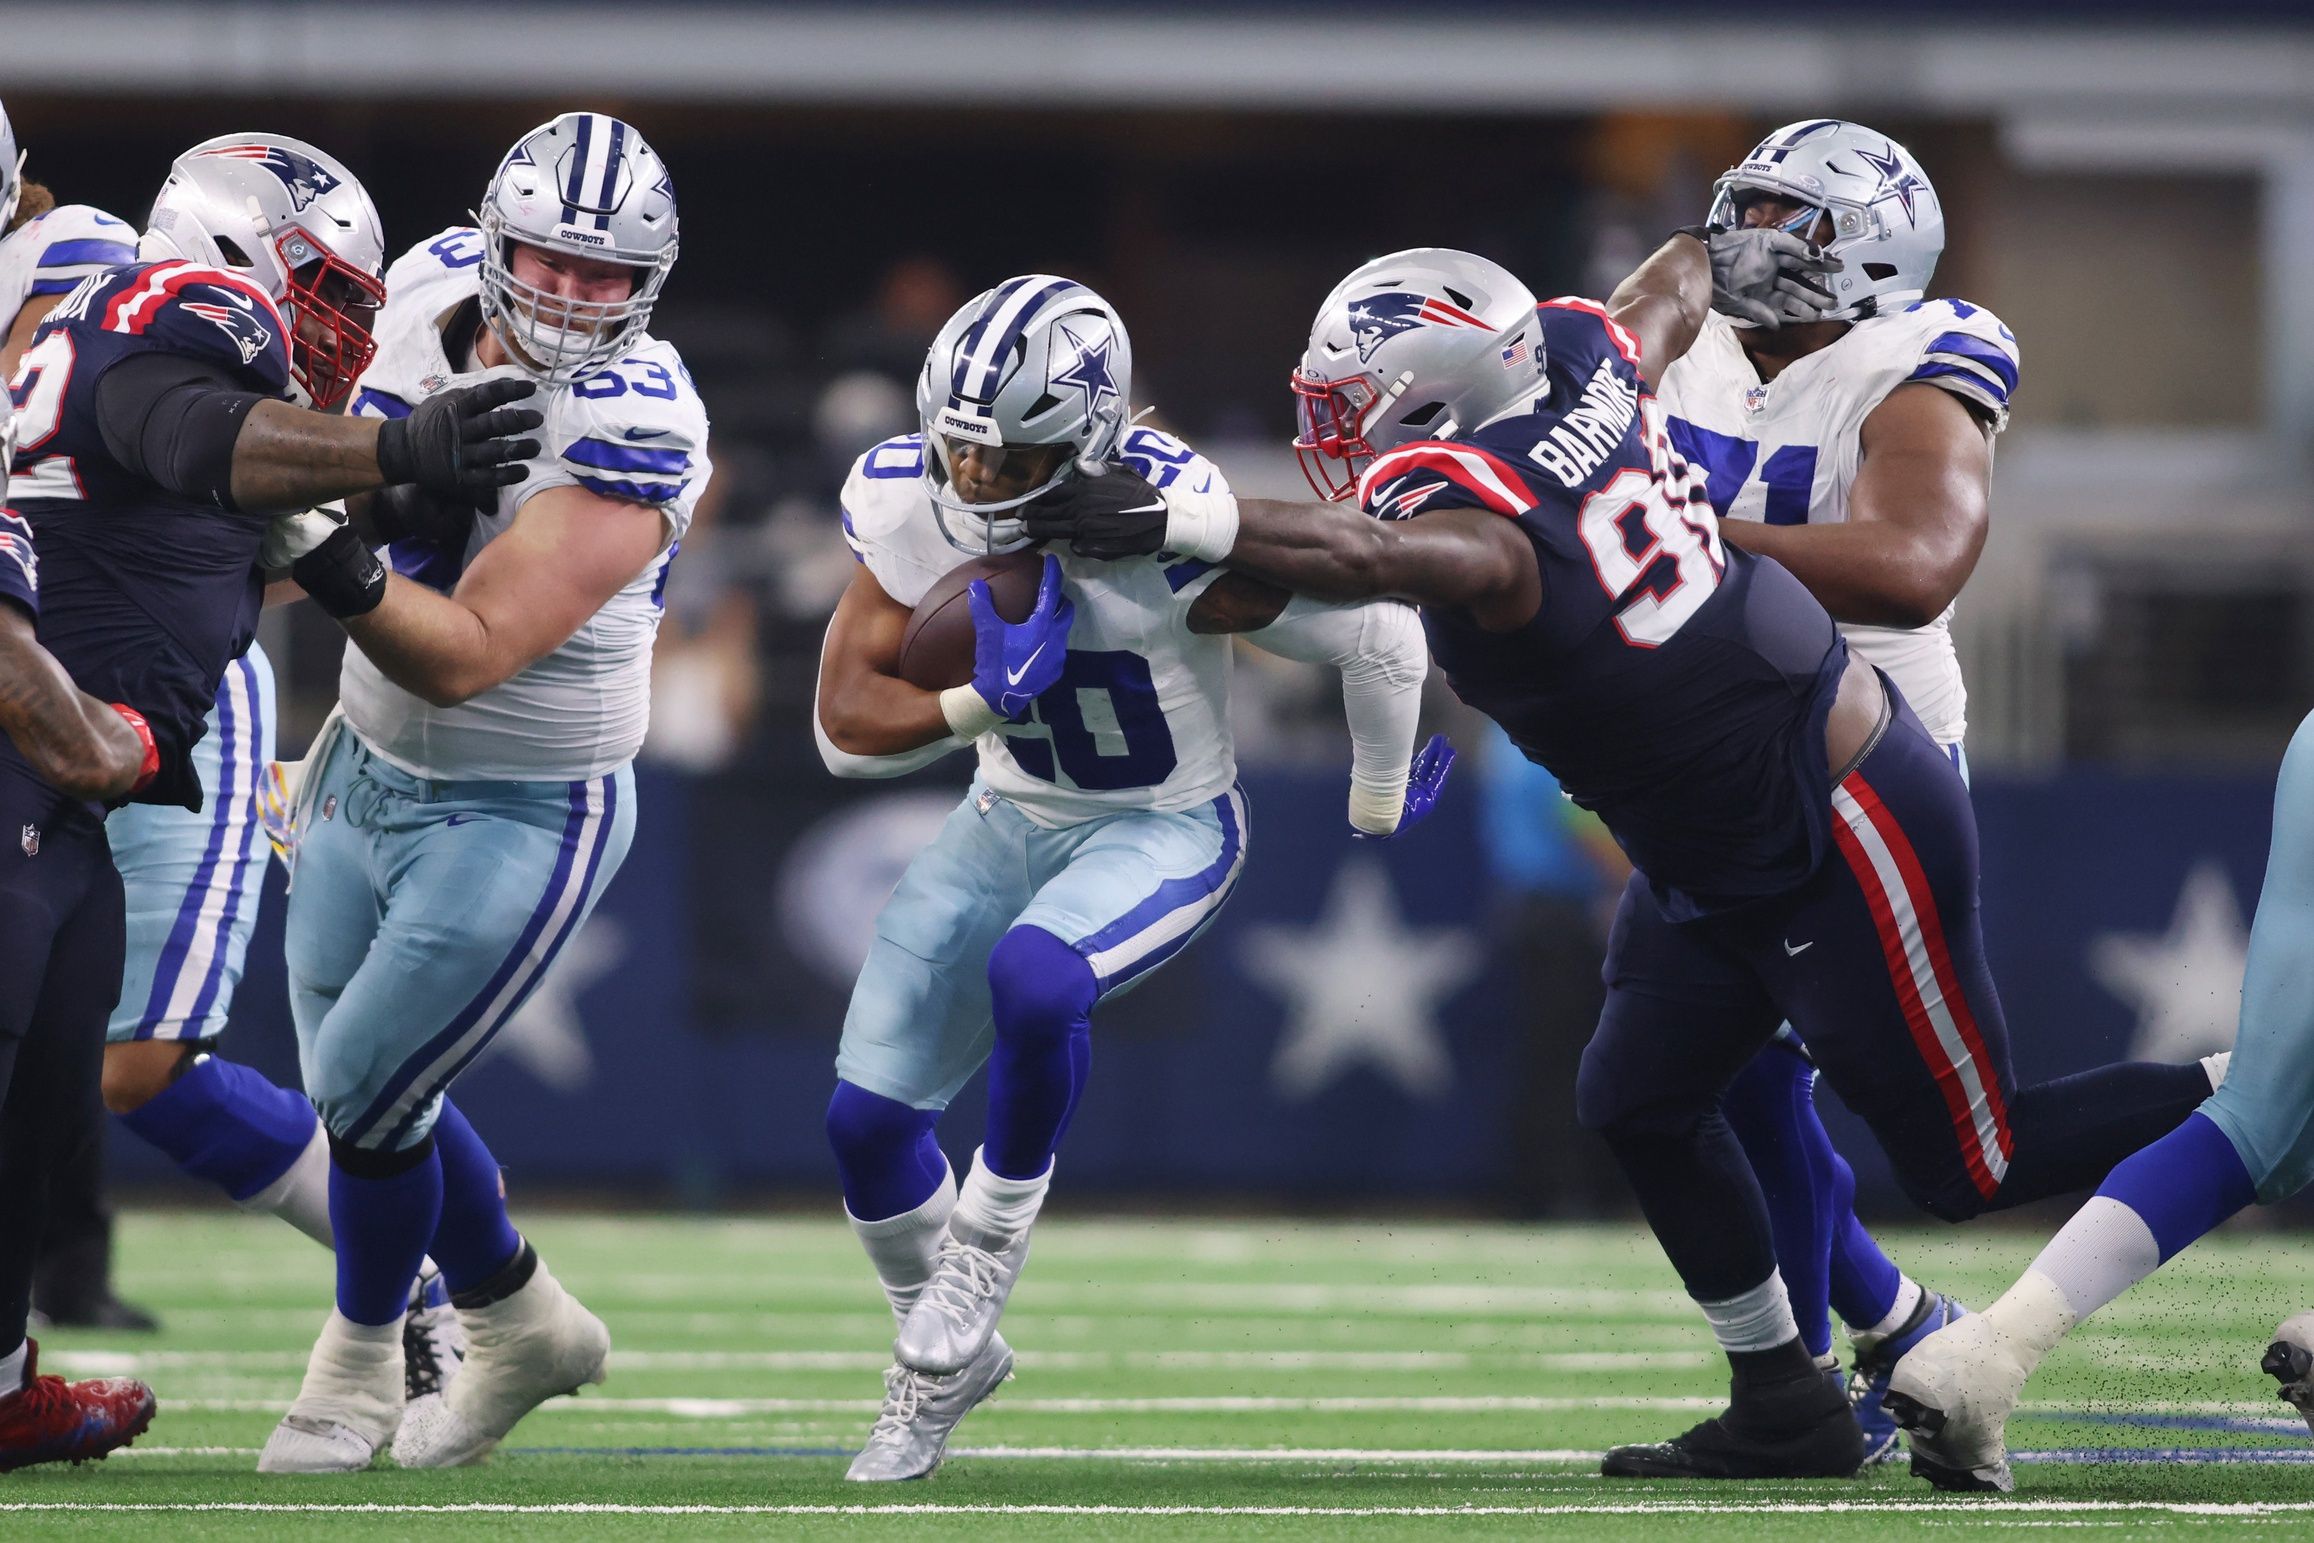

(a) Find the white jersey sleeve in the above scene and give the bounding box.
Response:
[0,204,138,326]
[835,427,1243,827]
[336,228,713,781]
[1654,300,2018,748]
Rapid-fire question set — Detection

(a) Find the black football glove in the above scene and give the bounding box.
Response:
[366,481,486,549]
[1018,461,1172,560]
[375,377,543,500]
[1705,226,1839,329]
[291,516,387,619]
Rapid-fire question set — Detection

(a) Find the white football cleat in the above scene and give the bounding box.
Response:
[2262,1309,2314,1436]
[894,1224,1030,1376]
[403,1266,467,1405]
[391,1248,608,1469]
[1883,1312,2028,1493]
[846,1332,1015,1481]
[258,1310,404,1474]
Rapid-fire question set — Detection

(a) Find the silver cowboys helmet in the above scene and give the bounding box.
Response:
[141,133,387,410]
[1292,248,1542,501]
[917,274,1133,554]
[478,112,679,385]
[0,99,22,234]
[1708,119,1944,322]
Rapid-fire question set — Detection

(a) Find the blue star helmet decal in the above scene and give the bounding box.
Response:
[1050,320,1121,415]
[1855,143,1927,228]
[204,143,342,213]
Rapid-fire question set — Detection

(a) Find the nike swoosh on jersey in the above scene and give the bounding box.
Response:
[624,426,672,440]
[1783,938,1814,956]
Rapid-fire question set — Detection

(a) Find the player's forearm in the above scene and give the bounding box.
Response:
[1607,233,1712,389]
[1718,518,1959,629]
[816,668,958,760]
[338,576,510,708]
[229,400,389,515]
[1225,499,1403,603]
[0,623,147,800]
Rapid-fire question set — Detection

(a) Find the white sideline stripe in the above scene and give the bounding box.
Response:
[10,1502,2314,1517]
[49,1348,1711,1375]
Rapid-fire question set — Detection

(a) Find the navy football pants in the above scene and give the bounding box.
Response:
[0,766,124,1353]
[1577,693,2213,1304]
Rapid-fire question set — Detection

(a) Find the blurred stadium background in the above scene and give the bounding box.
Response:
[7,0,2311,1219]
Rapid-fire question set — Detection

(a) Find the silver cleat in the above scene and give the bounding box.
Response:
[845,1333,1015,1482]
[2262,1309,2314,1437]
[894,1226,1029,1376]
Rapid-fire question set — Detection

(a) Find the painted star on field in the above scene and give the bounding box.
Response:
[2087,860,2250,1063]
[1243,858,1482,1102]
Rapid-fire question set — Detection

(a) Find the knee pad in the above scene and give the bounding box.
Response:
[987,926,1097,1045]
[825,1081,937,1171]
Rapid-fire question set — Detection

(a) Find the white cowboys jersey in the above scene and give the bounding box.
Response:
[2,204,138,495]
[842,428,1238,828]
[340,226,711,780]
[1656,298,2019,747]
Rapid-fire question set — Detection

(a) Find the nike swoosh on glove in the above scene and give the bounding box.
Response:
[1351,734,1456,840]
[968,552,1075,721]
[1707,227,1840,329]
[1019,462,1172,560]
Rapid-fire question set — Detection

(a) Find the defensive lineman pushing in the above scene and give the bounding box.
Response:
[261,112,707,1473]
[1026,236,2219,1479]
[817,275,1444,1479]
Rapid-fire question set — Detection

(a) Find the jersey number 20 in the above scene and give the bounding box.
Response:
[1008,650,1178,791]
[1575,400,1725,648]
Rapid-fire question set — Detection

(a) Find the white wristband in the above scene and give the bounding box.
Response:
[1347,774,1408,837]
[940,684,1005,740]
[1164,483,1241,564]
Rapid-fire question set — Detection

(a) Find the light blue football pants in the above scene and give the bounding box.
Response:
[2199,707,2314,1202]
[837,780,1248,1111]
[283,729,633,1151]
[108,643,276,1043]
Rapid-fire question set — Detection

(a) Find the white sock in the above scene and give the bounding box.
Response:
[238,1119,334,1247]
[1987,1194,2156,1366]
[0,1341,25,1392]
[951,1146,1052,1244]
[1857,1276,1926,1347]
[848,1162,957,1323]
[2203,1051,2233,1090]
[1698,1270,1799,1355]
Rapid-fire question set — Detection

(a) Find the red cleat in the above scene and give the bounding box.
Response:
[0,1339,156,1472]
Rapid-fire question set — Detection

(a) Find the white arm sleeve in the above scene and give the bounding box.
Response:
[813,625,966,780]
[1246,595,1428,835]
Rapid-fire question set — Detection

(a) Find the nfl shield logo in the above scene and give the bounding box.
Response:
[1744,385,1771,415]
[19,824,37,857]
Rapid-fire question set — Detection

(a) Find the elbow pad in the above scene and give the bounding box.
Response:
[1252,596,1428,832]
[93,352,267,512]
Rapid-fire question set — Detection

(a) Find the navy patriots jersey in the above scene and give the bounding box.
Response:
[1359,299,1848,917]
[2,260,291,808]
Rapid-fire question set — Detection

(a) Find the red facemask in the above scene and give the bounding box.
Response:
[279,234,385,411]
[1290,369,1384,502]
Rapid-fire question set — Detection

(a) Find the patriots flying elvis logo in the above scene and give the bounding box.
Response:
[181,287,274,365]
[1050,322,1121,416]
[1855,144,1926,227]
[206,144,342,213]
[1346,292,1492,364]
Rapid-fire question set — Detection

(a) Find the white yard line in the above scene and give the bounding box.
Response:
[10,1500,2314,1517]
[159,1393,2295,1416]
[46,1348,1713,1375]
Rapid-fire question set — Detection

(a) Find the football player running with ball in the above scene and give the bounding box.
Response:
[817,275,1445,1480]
[258,112,706,1474]
[1655,120,2061,1465]
[1026,237,2221,1481]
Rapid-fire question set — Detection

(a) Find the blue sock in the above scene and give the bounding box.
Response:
[1721,1040,1836,1358]
[329,1136,442,1326]
[2097,1112,2257,1261]
[983,925,1097,1182]
[825,1081,946,1221]
[117,1055,319,1202]
[1826,1150,1906,1330]
[427,1099,523,1293]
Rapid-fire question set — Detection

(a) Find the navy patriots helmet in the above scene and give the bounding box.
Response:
[141,133,387,409]
[915,275,1134,554]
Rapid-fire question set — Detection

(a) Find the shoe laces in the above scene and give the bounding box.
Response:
[866,1363,933,1446]
[915,1242,1003,1332]
[10,1375,72,1426]
[404,1310,448,1400]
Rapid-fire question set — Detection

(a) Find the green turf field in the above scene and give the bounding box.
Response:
[5,1210,2312,1539]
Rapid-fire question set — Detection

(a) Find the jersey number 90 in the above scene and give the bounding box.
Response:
[1575,399,1725,649]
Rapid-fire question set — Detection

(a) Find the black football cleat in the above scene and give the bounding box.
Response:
[1602,1371,1864,1480]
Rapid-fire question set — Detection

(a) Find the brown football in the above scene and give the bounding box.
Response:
[896,550,1047,691]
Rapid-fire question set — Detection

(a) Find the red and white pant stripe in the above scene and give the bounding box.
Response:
[1829,771,2014,1199]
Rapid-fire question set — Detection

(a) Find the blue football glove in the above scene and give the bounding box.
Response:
[968,553,1074,721]
[1354,734,1457,840]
